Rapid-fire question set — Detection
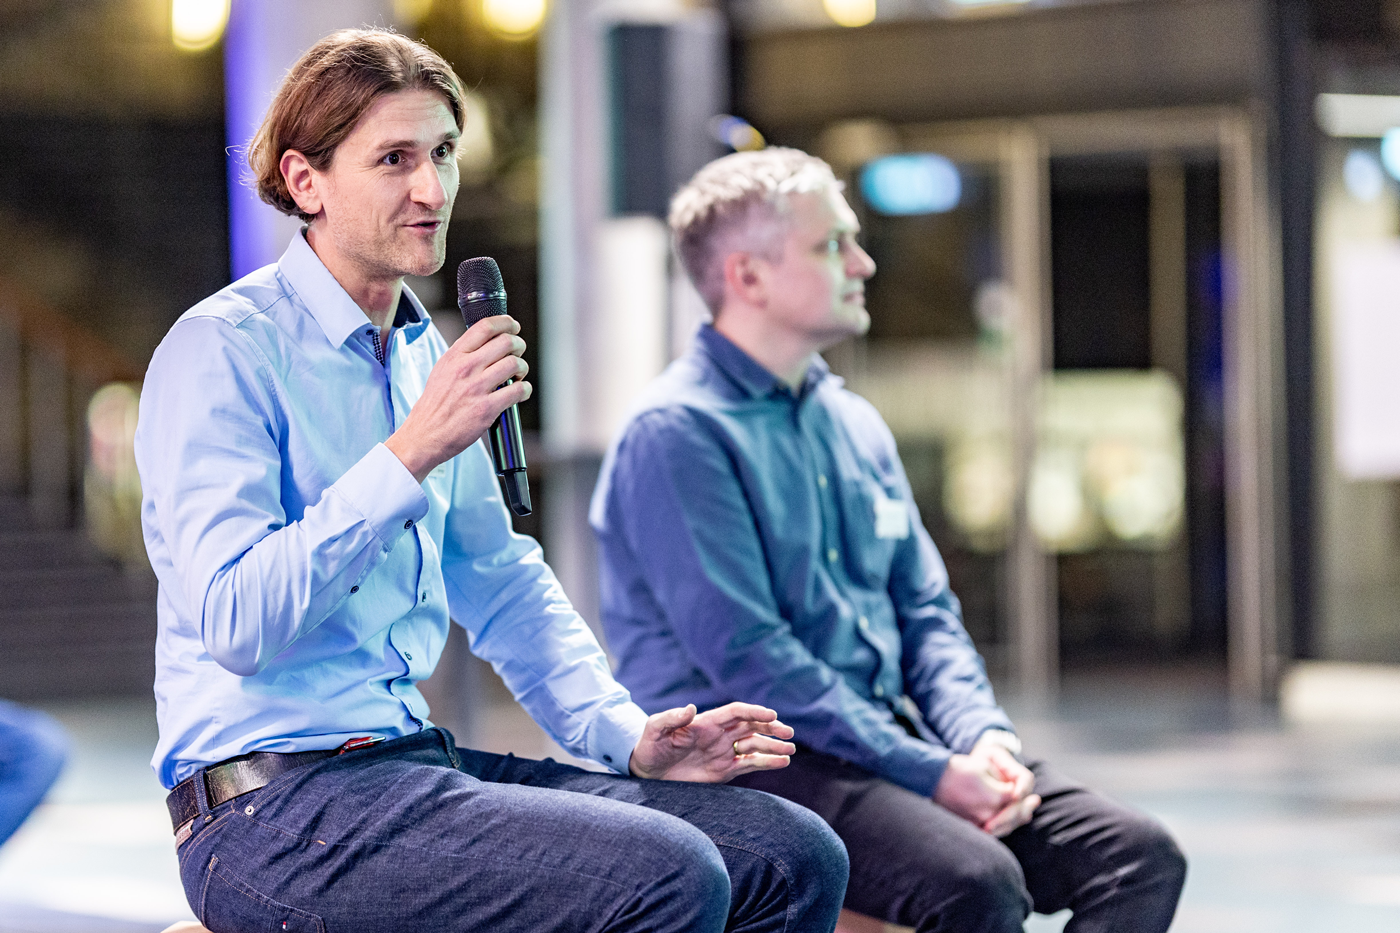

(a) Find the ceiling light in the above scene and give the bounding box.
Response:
[482,0,547,39]
[824,0,876,28]
[171,0,229,52]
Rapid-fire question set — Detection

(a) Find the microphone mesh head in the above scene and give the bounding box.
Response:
[457,256,507,325]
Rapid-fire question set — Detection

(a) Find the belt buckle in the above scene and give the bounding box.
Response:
[337,735,386,754]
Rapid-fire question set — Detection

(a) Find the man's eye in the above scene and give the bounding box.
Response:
[434,143,452,159]
[384,152,402,166]
[823,238,842,255]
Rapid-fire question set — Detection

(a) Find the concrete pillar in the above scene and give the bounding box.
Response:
[539,0,726,638]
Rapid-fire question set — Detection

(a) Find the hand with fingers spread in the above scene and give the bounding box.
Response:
[386,315,532,483]
[627,702,796,783]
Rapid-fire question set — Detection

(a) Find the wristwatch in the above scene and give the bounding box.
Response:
[978,729,1023,759]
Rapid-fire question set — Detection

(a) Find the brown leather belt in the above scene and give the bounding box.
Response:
[166,736,385,837]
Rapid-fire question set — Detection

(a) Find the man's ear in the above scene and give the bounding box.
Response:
[280,149,323,218]
[720,252,768,309]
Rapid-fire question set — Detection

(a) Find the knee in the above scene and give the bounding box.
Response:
[936,840,1030,927]
[6,708,67,792]
[639,814,732,919]
[1120,814,1188,897]
[770,795,850,892]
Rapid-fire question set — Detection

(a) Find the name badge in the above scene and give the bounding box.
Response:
[873,490,910,540]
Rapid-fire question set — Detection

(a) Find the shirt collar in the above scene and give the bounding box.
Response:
[277,229,426,349]
[695,324,831,402]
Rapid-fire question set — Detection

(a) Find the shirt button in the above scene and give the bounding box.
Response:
[817,474,828,488]
[404,652,413,661]
[873,684,885,698]
[404,520,413,529]
[421,591,428,603]
[858,615,870,631]
[827,548,838,563]
[602,754,613,763]
[350,586,359,594]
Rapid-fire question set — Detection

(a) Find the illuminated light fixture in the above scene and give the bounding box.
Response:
[709,115,765,152]
[948,0,1030,6]
[482,0,547,39]
[1317,93,1400,138]
[1381,129,1400,182]
[859,153,961,215]
[824,0,876,28]
[1345,149,1386,202]
[171,0,229,52]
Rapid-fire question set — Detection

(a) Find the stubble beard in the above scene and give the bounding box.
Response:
[351,221,450,281]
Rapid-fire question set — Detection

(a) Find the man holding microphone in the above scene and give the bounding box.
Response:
[136,29,846,933]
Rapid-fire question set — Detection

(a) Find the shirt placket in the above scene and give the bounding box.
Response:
[379,329,428,729]
[804,401,900,704]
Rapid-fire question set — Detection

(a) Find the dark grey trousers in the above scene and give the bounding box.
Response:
[731,749,1186,933]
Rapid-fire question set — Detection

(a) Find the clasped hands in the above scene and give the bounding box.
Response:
[933,734,1040,837]
[629,702,795,783]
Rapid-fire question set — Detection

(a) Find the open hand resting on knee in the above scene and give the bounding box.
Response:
[933,734,1041,837]
[628,702,796,782]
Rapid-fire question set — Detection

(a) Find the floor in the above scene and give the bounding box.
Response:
[1,665,1397,932]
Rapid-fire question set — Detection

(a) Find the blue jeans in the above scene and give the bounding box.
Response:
[0,700,68,847]
[177,728,848,932]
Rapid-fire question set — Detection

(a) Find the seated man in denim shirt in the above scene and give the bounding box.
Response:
[591,148,1187,933]
[135,31,847,933]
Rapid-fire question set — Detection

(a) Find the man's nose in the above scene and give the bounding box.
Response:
[412,160,448,210]
[847,241,876,280]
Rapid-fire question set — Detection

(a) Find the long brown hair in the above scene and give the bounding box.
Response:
[248,28,466,221]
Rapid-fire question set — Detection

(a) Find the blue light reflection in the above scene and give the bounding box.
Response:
[860,153,961,215]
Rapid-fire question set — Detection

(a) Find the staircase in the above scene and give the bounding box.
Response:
[0,275,156,701]
[0,495,157,700]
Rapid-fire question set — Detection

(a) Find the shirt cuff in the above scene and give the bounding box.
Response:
[879,734,954,797]
[333,442,429,547]
[589,701,650,776]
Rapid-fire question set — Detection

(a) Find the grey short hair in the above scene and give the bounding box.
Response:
[668,147,841,313]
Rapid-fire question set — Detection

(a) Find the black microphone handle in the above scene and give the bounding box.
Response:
[488,401,531,516]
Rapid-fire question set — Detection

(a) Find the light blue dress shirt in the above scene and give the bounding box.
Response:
[137,231,647,789]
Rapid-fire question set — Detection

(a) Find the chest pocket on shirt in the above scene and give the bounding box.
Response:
[838,473,903,587]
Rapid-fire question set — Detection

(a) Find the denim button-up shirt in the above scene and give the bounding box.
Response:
[591,325,1013,796]
[138,231,646,788]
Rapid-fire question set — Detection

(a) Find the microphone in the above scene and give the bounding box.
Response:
[457,257,532,516]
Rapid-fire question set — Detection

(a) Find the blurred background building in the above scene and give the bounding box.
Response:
[3,0,1400,927]
[3,0,1395,705]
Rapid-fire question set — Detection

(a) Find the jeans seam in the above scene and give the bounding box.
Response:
[179,810,232,871]
[206,855,326,932]
[711,836,797,933]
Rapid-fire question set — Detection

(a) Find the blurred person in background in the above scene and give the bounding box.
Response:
[134,29,847,933]
[0,700,66,848]
[591,148,1187,933]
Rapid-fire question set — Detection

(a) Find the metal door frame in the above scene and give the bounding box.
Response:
[903,106,1284,701]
